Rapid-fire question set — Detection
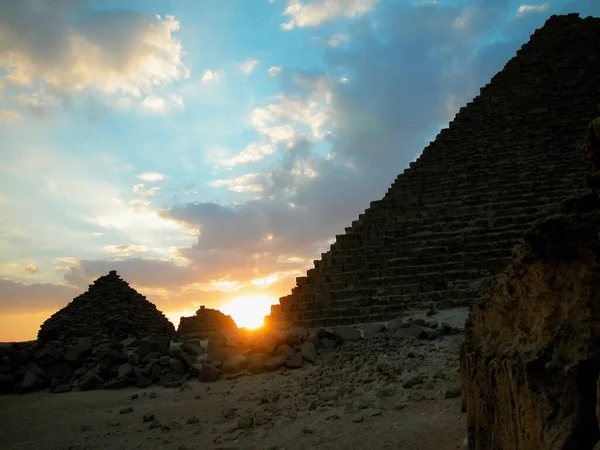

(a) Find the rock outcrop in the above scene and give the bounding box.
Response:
[176,305,239,338]
[38,270,175,343]
[460,192,600,449]
[267,13,600,329]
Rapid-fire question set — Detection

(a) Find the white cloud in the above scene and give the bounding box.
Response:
[250,86,333,144]
[240,58,260,74]
[281,0,379,30]
[268,66,282,77]
[103,244,150,257]
[222,142,277,166]
[133,183,161,197]
[137,172,167,182]
[0,109,22,122]
[517,3,550,16]
[453,8,477,31]
[0,4,188,114]
[201,69,221,84]
[170,93,184,109]
[142,95,166,112]
[327,33,348,47]
[211,173,265,193]
[24,263,37,274]
[16,92,60,118]
[141,94,184,113]
[53,257,79,266]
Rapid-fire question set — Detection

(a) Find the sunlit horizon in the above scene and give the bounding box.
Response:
[219,294,277,330]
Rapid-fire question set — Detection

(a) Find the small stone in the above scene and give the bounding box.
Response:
[285,352,304,369]
[143,414,155,422]
[362,323,386,338]
[352,415,365,423]
[238,416,254,429]
[444,387,461,399]
[148,420,161,429]
[300,341,318,363]
[264,354,287,371]
[187,416,199,424]
[333,326,361,342]
[78,370,103,391]
[119,407,133,415]
[386,316,405,332]
[426,308,437,316]
[376,387,398,398]
[395,324,425,339]
[198,364,221,382]
[223,408,237,419]
[403,375,424,389]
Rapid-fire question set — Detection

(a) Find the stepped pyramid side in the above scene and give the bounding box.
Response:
[38,270,175,343]
[266,13,600,329]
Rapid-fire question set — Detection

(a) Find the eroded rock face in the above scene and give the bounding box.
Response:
[460,192,600,450]
[176,305,239,338]
[38,271,175,344]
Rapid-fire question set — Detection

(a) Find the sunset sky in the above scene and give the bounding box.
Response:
[1,0,598,341]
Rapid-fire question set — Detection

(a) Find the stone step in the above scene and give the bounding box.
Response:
[348,190,576,234]
[387,176,582,205]
[395,157,583,184]
[390,161,583,193]
[321,241,514,268]
[329,214,539,257]
[380,184,578,215]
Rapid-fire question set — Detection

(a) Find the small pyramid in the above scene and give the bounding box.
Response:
[177,305,238,337]
[37,270,175,343]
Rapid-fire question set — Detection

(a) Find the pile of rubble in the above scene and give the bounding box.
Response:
[176,305,238,338]
[0,309,464,395]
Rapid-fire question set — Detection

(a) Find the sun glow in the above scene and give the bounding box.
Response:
[220,294,277,330]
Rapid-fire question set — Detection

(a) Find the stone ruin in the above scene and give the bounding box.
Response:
[176,305,239,338]
[460,193,600,449]
[38,270,175,343]
[0,271,178,394]
[266,13,600,330]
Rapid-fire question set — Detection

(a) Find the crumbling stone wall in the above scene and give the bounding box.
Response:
[267,13,599,329]
[176,305,239,338]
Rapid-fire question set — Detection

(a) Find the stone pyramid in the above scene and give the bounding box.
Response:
[266,13,600,329]
[37,270,175,343]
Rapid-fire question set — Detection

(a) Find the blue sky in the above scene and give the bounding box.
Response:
[0,0,598,340]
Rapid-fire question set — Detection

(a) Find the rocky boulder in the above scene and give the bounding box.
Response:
[461,193,600,450]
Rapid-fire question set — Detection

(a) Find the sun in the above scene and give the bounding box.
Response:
[220,294,277,330]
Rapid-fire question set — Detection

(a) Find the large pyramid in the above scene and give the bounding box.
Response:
[267,13,600,329]
[38,270,175,343]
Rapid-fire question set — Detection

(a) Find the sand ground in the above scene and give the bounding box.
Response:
[0,309,470,450]
[0,368,466,450]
